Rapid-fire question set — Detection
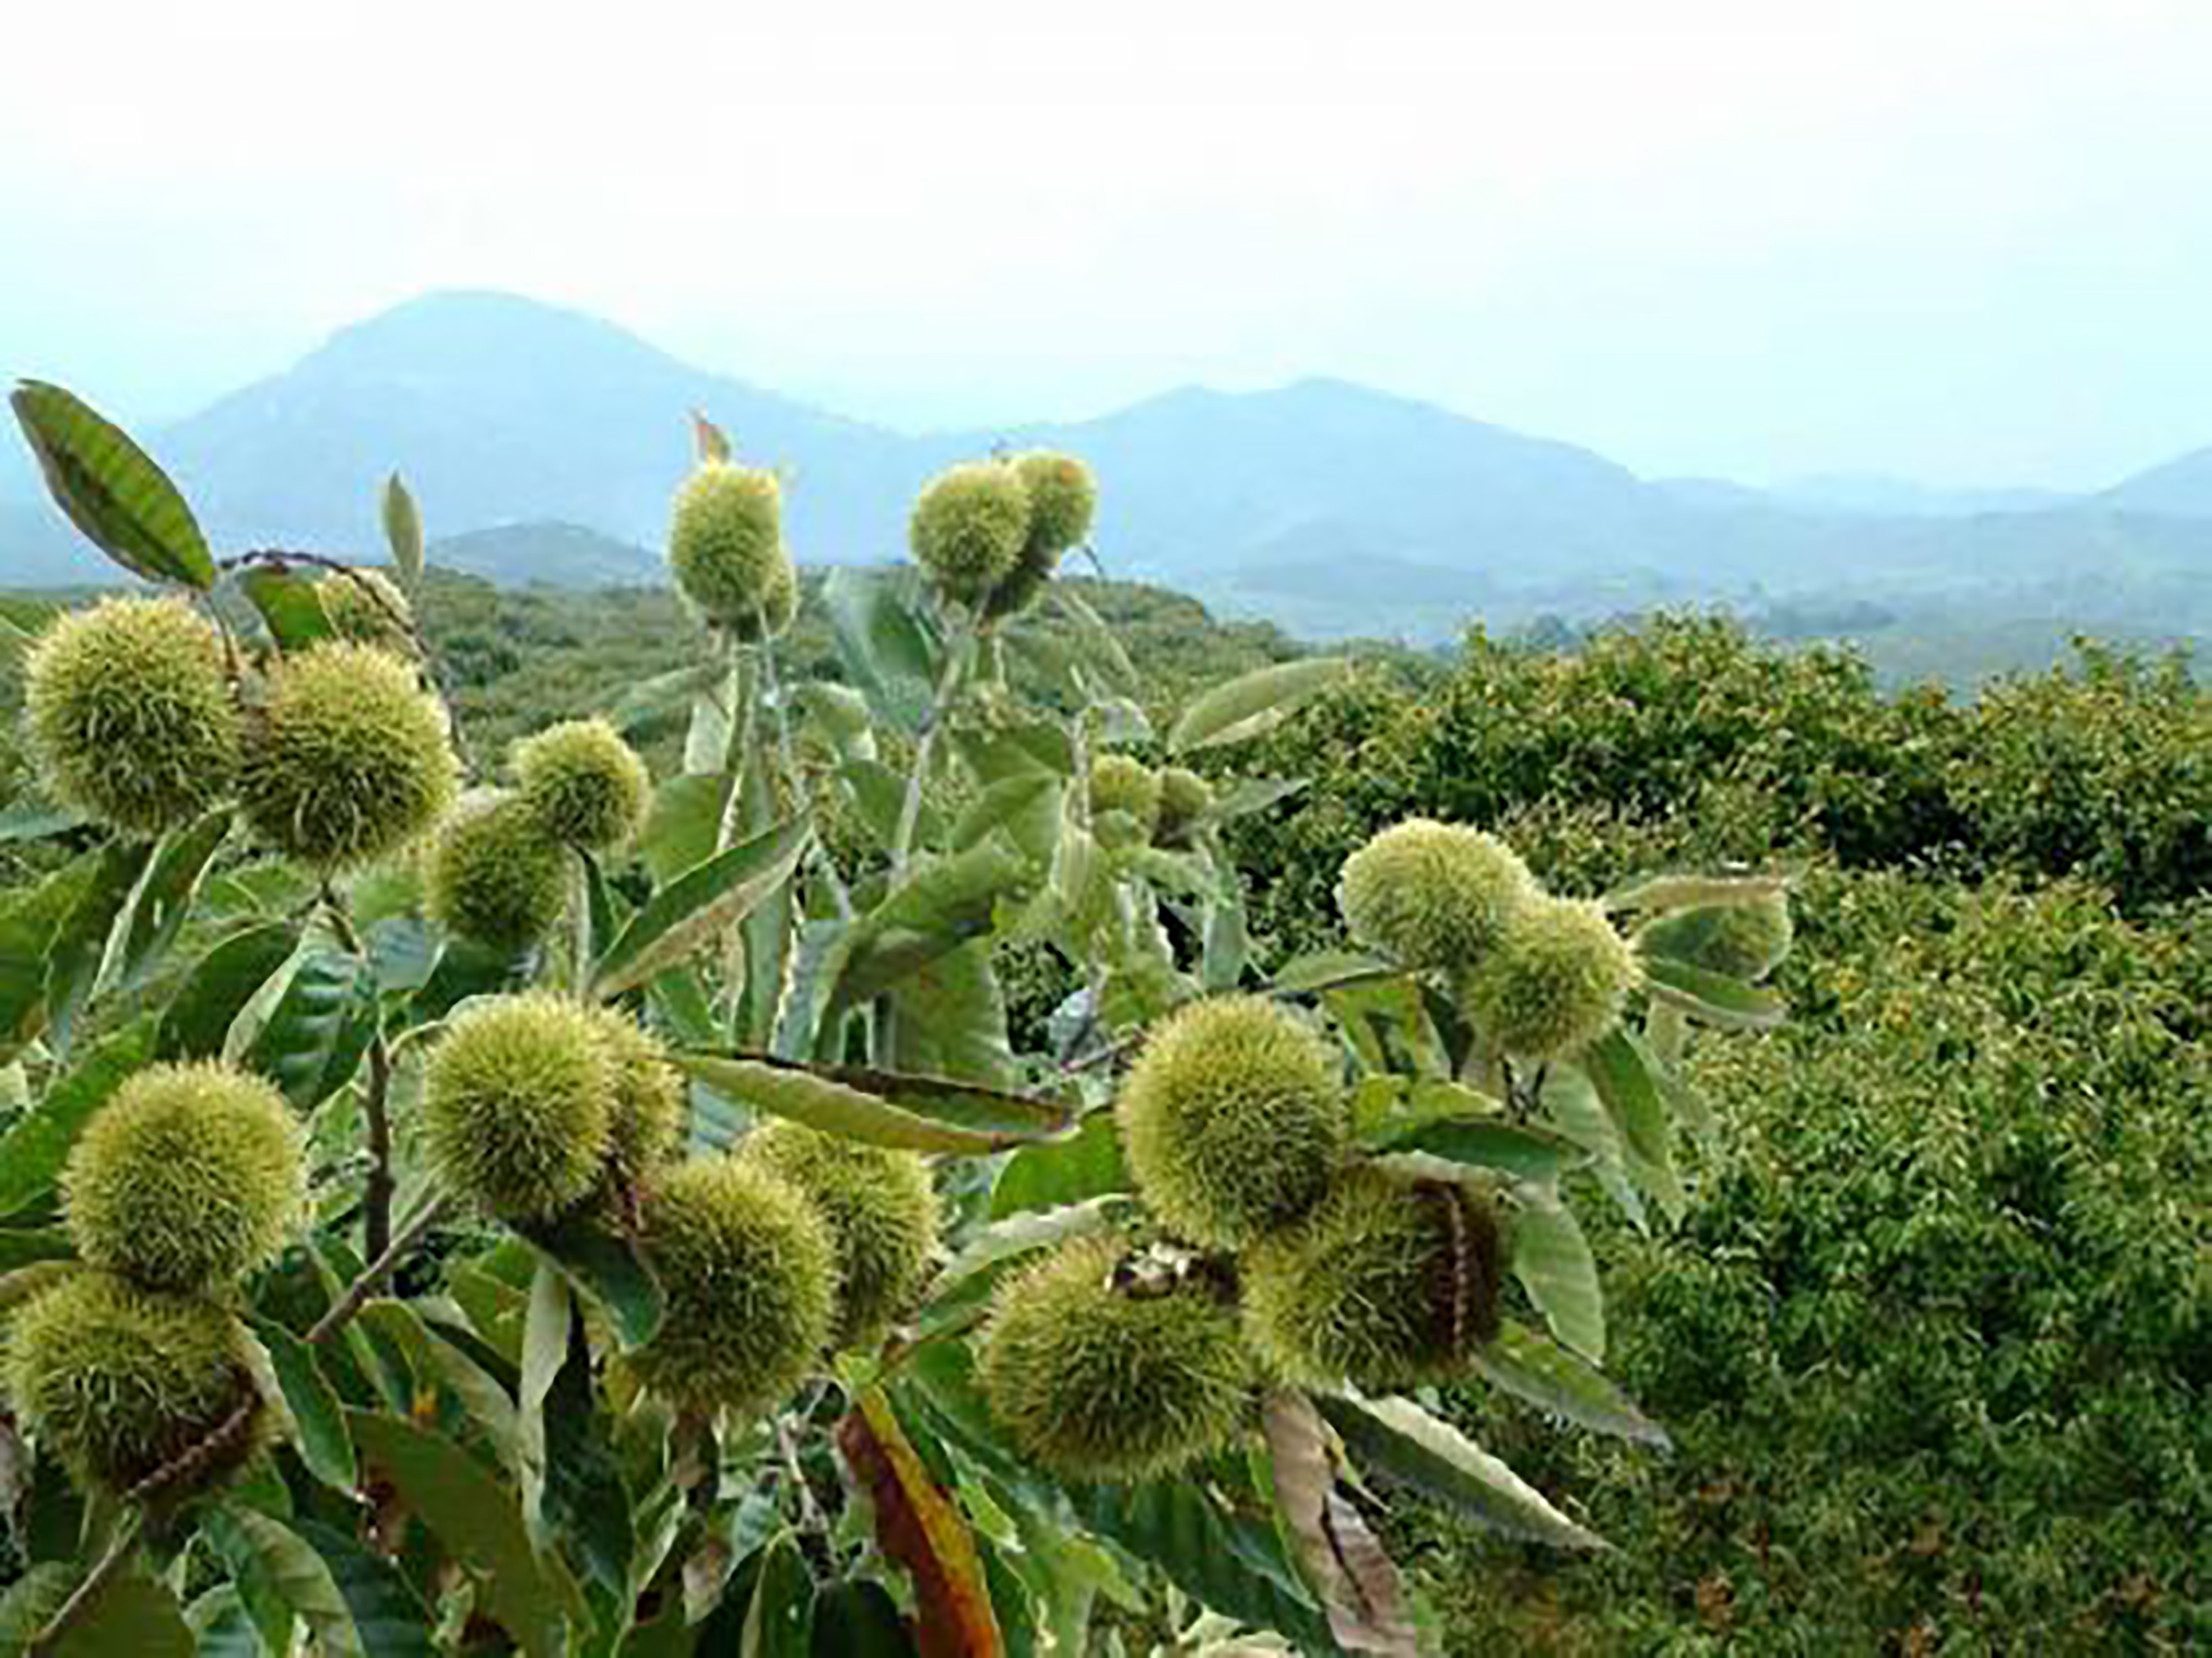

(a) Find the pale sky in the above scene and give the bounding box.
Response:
[2,0,2208,489]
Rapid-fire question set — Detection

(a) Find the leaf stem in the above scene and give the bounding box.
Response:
[27,1515,141,1656]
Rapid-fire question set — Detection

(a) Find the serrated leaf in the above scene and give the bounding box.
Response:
[116,809,232,991]
[1511,1186,1604,1362]
[11,380,214,589]
[348,1411,588,1656]
[1317,1394,1605,1550]
[1168,658,1350,753]
[1260,1390,1419,1655]
[157,922,300,1060]
[1046,589,1141,696]
[674,1051,1075,1154]
[1639,957,1785,1030]
[356,1301,520,1460]
[887,941,1016,1090]
[0,1017,154,1220]
[382,474,424,593]
[836,1387,1004,1658]
[247,947,379,1110]
[794,682,877,764]
[256,1320,357,1491]
[591,816,810,1000]
[1473,1318,1671,1447]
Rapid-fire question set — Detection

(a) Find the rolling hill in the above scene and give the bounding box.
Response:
[3,290,2209,645]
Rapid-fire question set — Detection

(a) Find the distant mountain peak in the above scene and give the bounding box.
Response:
[302,288,685,383]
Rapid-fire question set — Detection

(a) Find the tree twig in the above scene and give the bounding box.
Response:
[306,1196,455,1345]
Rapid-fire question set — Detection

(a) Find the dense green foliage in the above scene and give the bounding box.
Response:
[1215,616,2209,1651]
[2,376,2204,1655]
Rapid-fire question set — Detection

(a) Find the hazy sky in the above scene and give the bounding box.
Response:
[3,0,2208,488]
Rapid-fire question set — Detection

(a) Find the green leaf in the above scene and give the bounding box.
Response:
[1168,657,1351,753]
[183,1587,260,1658]
[1325,973,1449,1080]
[247,948,379,1110]
[523,1209,665,1349]
[0,1562,73,1652]
[239,565,337,651]
[348,1410,588,1656]
[1538,1065,1646,1232]
[1639,956,1785,1030]
[1578,1031,1685,1222]
[532,1278,636,1600]
[639,772,732,886]
[256,1320,358,1491]
[41,1567,194,1658]
[157,922,300,1060]
[10,380,214,589]
[1074,1482,1333,1652]
[203,1504,365,1658]
[116,809,232,992]
[1208,775,1311,822]
[739,1533,813,1658]
[823,567,939,734]
[382,474,424,594]
[591,816,811,1000]
[0,1017,154,1220]
[1511,1187,1604,1362]
[356,1301,522,1467]
[1602,870,1789,915]
[988,1109,1129,1217]
[0,856,99,1060]
[1473,1318,1671,1447]
[950,775,1061,867]
[43,839,152,1056]
[828,838,1035,1015]
[886,940,1016,1090]
[608,662,728,739]
[292,1518,438,1658]
[673,1051,1076,1154]
[1317,1394,1605,1550]
[1363,1105,1579,1186]
[936,1195,1137,1295]
[1268,949,1399,996]
[1046,589,1141,696]
[794,681,877,764]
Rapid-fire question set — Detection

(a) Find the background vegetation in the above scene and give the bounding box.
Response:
[3,571,2205,1652]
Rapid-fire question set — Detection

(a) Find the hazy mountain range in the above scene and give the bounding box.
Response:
[4,290,2209,642]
